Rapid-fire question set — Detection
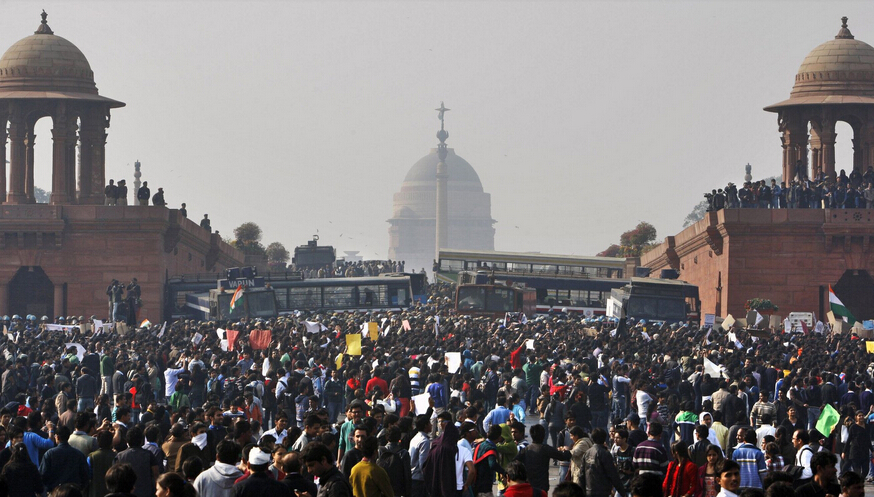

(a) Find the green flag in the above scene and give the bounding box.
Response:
[815,404,840,437]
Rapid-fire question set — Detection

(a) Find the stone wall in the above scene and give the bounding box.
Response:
[0,205,244,321]
[641,209,874,320]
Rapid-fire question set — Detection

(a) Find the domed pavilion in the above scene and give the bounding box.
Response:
[765,17,874,182]
[0,11,124,205]
[387,136,495,272]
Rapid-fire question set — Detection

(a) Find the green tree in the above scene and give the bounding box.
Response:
[232,222,266,256]
[600,221,658,257]
[35,186,49,204]
[266,242,290,264]
[683,200,709,227]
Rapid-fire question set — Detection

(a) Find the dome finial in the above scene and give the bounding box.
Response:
[836,16,854,39]
[35,10,54,35]
[435,102,449,160]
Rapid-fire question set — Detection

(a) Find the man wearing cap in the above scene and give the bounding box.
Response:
[233,446,292,497]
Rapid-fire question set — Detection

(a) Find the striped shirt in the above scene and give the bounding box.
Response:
[632,439,668,476]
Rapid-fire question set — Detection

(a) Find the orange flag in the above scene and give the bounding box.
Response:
[249,329,272,350]
[226,329,239,351]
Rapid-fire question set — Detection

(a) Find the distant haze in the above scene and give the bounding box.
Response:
[2,2,865,259]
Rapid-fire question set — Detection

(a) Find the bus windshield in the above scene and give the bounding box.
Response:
[457,286,486,311]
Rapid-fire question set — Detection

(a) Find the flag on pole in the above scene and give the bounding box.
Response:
[139,319,151,328]
[829,285,856,325]
[815,403,840,436]
[800,320,809,334]
[230,285,244,312]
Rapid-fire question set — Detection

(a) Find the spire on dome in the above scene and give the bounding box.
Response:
[836,16,854,40]
[34,10,53,35]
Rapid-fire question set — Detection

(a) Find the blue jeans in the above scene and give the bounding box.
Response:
[807,407,821,431]
[527,387,540,414]
[591,410,609,432]
[612,395,627,426]
[78,398,94,413]
[327,401,343,424]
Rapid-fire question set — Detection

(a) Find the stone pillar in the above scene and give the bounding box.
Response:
[78,121,96,204]
[90,110,107,200]
[25,124,35,203]
[53,283,64,318]
[782,124,808,182]
[853,131,864,173]
[50,109,69,205]
[65,119,78,202]
[6,113,26,204]
[0,108,8,204]
[820,126,837,180]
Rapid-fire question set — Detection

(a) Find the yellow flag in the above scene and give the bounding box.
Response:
[866,341,874,354]
[783,369,791,377]
[335,352,343,369]
[346,334,362,355]
[368,322,379,341]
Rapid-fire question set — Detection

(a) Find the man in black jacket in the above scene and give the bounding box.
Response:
[136,181,150,206]
[234,446,292,497]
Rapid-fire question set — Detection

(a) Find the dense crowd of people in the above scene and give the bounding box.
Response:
[291,260,427,280]
[704,165,874,211]
[0,283,870,497]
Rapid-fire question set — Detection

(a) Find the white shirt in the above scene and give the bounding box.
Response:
[716,489,738,497]
[455,445,472,490]
[164,366,186,397]
[636,391,653,419]
[261,428,287,445]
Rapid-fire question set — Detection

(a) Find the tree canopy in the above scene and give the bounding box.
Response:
[597,221,658,257]
[232,222,266,256]
[266,242,290,264]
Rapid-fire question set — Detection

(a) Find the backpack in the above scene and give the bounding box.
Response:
[377,447,407,496]
[222,377,240,402]
[278,379,296,411]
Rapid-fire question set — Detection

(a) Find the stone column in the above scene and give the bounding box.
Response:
[0,108,8,204]
[65,119,78,202]
[53,283,64,318]
[820,126,837,180]
[6,112,27,204]
[782,123,808,182]
[90,108,107,200]
[50,108,69,205]
[25,123,35,203]
[78,120,96,204]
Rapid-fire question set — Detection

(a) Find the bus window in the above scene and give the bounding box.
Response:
[247,291,277,317]
[457,287,486,311]
[441,259,465,272]
[324,286,355,308]
[658,299,686,321]
[627,297,658,318]
[488,287,515,312]
[288,287,320,310]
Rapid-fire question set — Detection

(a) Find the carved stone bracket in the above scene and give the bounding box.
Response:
[705,225,724,256]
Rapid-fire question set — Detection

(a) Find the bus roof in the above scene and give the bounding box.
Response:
[629,277,695,287]
[438,249,627,268]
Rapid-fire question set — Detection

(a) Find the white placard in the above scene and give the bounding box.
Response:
[445,352,461,374]
[412,392,431,415]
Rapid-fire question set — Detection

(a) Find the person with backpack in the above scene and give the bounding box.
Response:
[169,382,190,413]
[473,425,508,497]
[378,425,412,497]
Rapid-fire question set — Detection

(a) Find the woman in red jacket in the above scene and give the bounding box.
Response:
[663,441,700,497]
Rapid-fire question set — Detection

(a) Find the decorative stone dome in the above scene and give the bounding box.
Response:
[0,12,103,96]
[766,17,874,110]
[401,148,484,193]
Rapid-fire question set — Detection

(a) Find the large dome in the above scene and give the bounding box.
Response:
[0,13,102,96]
[401,148,484,193]
[766,17,874,109]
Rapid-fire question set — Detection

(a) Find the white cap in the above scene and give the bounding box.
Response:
[249,447,271,465]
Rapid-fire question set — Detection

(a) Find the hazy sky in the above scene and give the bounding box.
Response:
[1,1,870,262]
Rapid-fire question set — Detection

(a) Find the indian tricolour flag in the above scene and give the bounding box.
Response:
[230,285,244,312]
[829,285,856,325]
[139,319,151,328]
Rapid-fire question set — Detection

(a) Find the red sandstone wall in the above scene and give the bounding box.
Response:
[0,205,244,321]
[642,209,874,320]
